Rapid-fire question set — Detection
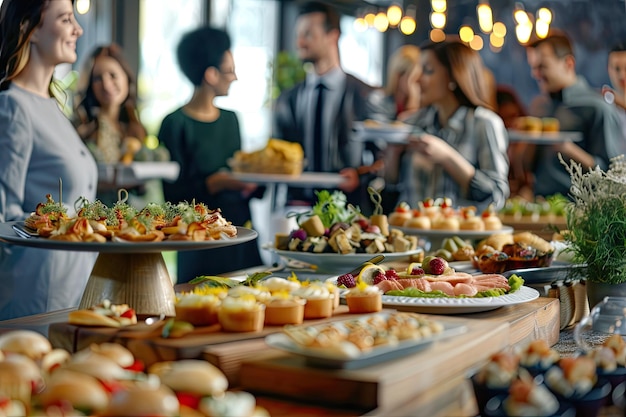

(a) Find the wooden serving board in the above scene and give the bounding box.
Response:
[239,298,560,412]
[240,318,507,412]
[47,305,385,383]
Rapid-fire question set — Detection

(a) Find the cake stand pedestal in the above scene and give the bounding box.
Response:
[0,223,258,317]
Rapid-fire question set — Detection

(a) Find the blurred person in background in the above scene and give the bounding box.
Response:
[0,0,98,319]
[368,44,421,122]
[272,1,378,212]
[385,38,510,212]
[602,41,626,153]
[73,44,148,205]
[525,31,622,197]
[496,85,534,200]
[366,44,421,213]
[158,26,263,283]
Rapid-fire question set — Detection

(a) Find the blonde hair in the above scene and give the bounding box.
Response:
[385,45,421,96]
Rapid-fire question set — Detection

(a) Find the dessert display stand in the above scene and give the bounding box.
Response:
[0,222,257,317]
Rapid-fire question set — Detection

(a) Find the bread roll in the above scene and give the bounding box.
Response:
[149,360,228,397]
[102,381,179,417]
[477,233,514,252]
[68,310,125,328]
[39,370,110,414]
[514,232,554,253]
[542,117,560,132]
[0,329,51,360]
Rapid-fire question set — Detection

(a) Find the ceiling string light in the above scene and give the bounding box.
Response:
[429,0,447,42]
[353,2,416,35]
[353,1,551,48]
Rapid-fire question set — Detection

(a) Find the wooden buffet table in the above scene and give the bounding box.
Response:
[0,296,560,417]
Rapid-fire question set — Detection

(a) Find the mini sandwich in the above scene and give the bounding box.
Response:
[37,370,110,415]
[0,354,45,414]
[100,379,180,417]
[148,360,228,411]
[85,343,139,370]
[59,349,131,385]
[68,299,137,328]
[0,329,51,361]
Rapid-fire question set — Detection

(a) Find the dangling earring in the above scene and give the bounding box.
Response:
[448,81,457,91]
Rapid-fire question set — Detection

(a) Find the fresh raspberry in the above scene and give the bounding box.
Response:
[355,218,369,230]
[337,273,356,288]
[428,257,447,275]
[410,267,425,276]
[384,269,399,280]
[372,270,387,285]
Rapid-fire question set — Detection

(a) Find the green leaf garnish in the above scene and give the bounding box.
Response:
[187,275,241,288]
[242,271,272,287]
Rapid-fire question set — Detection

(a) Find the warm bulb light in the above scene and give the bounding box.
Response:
[430,28,446,42]
[430,12,446,29]
[387,5,402,26]
[431,0,447,13]
[400,16,416,35]
[469,35,484,51]
[477,4,493,33]
[459,25,474,43]
[353,17,368,32]
[364,13,376,26]
[514,9,529,25]
[490,32,505,48]
[493,21,507,37]
[516,22,533,44]
[535,19,550,38]
[76,0,90,14]
[537,7,552,24]
[373,12,389,32]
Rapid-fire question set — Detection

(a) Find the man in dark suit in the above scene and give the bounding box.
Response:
[273,1,377,210]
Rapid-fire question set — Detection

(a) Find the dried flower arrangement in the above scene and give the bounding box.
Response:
[560,154,626,284]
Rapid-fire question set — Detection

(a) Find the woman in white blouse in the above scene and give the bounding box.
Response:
[385,38,510,212]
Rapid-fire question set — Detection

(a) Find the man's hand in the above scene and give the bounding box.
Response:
[338,167,359,193]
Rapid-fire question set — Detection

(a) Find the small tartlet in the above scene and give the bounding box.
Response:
[218,295,266,332]
[345,281,382,314]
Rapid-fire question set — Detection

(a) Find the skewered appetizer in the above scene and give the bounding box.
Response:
[24,195,239,243]
[276,190,419,255]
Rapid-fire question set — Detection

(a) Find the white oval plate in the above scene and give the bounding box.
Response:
[265,314,467,369]
[376,286,539,314]
[266,247,423,274]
